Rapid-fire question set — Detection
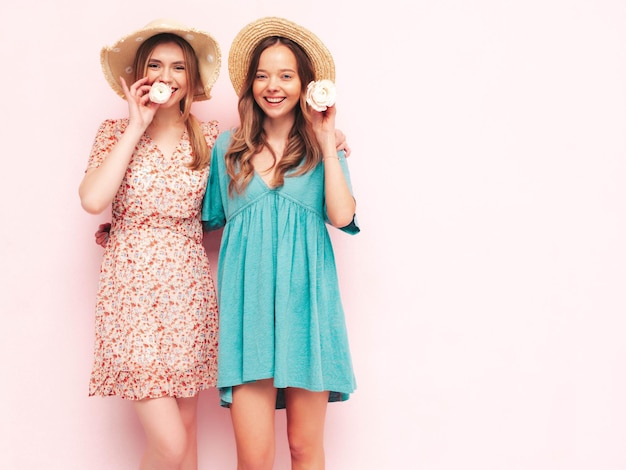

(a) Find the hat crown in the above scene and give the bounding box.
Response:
[228,16,335,96]
[143,18,187,29]
[100,18,221,101]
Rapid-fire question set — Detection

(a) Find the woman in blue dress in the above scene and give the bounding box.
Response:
[202,16,359,470]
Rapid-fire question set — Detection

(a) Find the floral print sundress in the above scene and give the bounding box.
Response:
[86,118,219,400]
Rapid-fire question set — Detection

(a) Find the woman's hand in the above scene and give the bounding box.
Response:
[334,128,351,157]
[79,77,158,215]
[311,105,338,154]
[121,77,159,130]
[313,105,356,227]
[94,223,111,248]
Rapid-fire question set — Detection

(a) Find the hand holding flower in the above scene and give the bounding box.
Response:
[306,79,336,112]
[148,82,173,104]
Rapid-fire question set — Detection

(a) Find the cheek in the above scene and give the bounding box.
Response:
[291,81,303,97]
[252,82,264,103]
[292,86,304,101]
[143,69,157,81]
[177,72,189,86]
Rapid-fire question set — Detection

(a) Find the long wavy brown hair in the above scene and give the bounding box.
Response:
[134,33,209,170]
[225,37,321,195]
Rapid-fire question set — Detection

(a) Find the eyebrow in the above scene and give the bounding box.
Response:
[256,68,297,73]
[149,59,186,65]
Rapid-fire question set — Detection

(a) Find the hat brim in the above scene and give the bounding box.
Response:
[228,17,335,97]
[101,19,221,101]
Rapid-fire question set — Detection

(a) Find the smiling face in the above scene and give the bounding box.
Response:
[143,41,188,107]
[252,43,302,122]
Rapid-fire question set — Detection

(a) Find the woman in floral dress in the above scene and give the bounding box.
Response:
[79,19,221,469]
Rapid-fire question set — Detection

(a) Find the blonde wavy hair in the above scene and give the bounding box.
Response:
[134,33,210,171]
[225,37,322,195]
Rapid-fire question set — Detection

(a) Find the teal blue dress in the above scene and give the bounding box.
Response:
[202,131,359,408]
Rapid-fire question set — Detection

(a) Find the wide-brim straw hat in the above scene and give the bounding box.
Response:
[228,16,335,96]
[101,18,221,101]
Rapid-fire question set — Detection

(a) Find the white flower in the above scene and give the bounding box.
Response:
[149,82,172,104]
[306,79,336,112]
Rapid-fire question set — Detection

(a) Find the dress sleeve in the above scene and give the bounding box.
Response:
[85,119,124,171]
[201,120,220,150]
[324,150,360,235]
[202,134,227,231]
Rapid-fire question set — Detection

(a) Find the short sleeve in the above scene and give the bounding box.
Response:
[202,132,229,231]
[324,150,360,235]
[201,120,220,151]
[86,119,126,171]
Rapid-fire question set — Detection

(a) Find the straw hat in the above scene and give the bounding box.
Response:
[228,16,335,96]
[101,19,221,101]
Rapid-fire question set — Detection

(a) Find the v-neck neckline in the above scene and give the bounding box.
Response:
[254,170,279,191]
[144,128,187,161]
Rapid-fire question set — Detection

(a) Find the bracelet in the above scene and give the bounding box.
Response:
[323,156,340,160]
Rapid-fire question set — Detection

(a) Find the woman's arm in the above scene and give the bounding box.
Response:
[312,106,356,228]
[79,77,156,214]
[78,123,145,214]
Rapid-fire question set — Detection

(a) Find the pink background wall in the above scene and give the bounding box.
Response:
[2,0,626,468]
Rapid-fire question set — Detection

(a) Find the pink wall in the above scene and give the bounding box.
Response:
[2,0,626,468]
